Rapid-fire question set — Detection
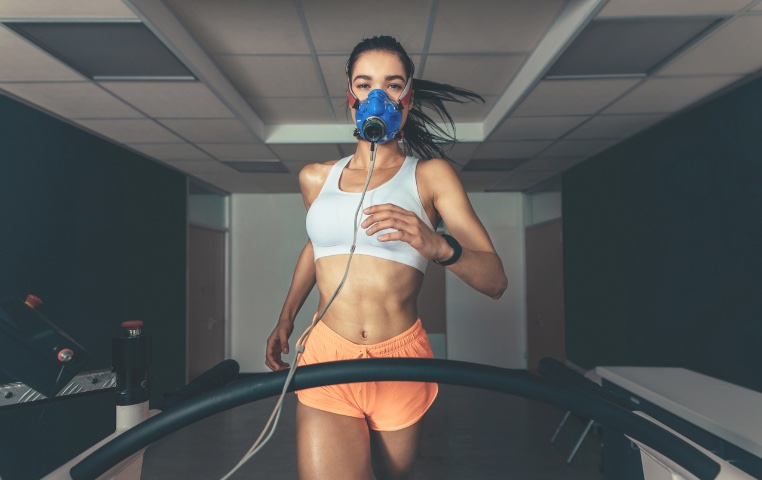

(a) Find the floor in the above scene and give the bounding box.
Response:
[142,384,604,479]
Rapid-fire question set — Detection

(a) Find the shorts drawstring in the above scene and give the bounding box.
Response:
[358,347,371,358]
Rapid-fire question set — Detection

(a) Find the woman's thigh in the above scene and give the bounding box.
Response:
[296,402,374,480]
[370,418,425,480]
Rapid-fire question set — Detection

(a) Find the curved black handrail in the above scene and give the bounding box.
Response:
[70,358,720,480]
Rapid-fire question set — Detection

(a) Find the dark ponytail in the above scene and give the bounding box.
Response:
[346,36,483,160]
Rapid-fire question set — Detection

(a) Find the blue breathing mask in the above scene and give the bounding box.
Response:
[354,89,402,144]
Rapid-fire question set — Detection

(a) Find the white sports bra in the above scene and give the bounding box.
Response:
[306,155,435,273]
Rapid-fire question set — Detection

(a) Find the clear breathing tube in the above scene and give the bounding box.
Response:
[219,143,379,480]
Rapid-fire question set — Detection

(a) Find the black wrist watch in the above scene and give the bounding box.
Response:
[433,234,462,266]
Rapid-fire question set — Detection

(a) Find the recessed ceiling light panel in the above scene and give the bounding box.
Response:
[5,22,195,80]
[546,17,724,78]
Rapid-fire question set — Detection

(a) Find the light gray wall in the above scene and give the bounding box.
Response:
[445,192,527,369]
[525,191,561,226]
[230,194,319,372]
[189,193,228,230]
[230,192,526,372]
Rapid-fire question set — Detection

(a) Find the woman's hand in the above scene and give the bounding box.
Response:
[265,319,295,371]
[361,204,452,262]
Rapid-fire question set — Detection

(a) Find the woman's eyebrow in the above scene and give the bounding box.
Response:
[352,74,406,82]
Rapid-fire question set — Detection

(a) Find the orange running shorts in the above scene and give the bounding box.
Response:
[295,318,438,431]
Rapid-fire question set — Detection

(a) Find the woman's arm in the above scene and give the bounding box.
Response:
[361,158,507,299]
[277,240,317,324]
[427,159,507,299]
[265,240,316,371]
[265,163,327,371]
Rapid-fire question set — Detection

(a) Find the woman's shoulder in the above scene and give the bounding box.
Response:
[299,159,342,204]
[416,156,453,169]
[415,157,459,183]
[414,157,464,206]
[299,159,341,182]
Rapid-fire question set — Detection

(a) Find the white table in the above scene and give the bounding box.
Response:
[596,366,762,471]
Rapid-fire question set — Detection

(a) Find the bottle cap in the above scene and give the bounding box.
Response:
[24,294,43,309]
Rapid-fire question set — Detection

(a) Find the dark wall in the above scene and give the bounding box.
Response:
[562,75,762,393]
[0,93,187,478]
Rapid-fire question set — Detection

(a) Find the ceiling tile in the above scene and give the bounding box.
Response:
[422,55,525,96]
[487,170,560,191]
[319,55,351,98]
[457,170,510,188]
[473,141,552,159]
[100,82,234,118]
[196,143,277,160]
[247,97,334,124]
[460,182,497,192]
[489,116,588,141]
[443,142,481,165]
[330,97,354,125]
[282,160,313,175]
[222,160,288,173]
[192,172,263,192]
[0,82,142,119]
[159,118,263,143]
[565,114,666,139]
[0,26,85,81]
[658,16,762,76]
[128,143,211,161]
[603,76,742,114]
[597,0,752,17]
[243,172,299,187]
[429,0,565,53]
[302,0,432,54]
[164,159,238,174]
[538,140,617,158]
[513,156,589,172]
[5,22,193,80]
[546,17,724,78]
[442,95,498,122]
[269,144,342,162]
[0,0,138,18]
[463,158,527,171]
[76,118,183,143]
[512,79,641,116]
[216,55,322,98]
[164,0,310,54]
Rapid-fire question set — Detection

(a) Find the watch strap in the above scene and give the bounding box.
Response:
[434,234,462,266]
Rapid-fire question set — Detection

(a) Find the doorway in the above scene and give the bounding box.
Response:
[525,218,565,372]
[187,225,227,381]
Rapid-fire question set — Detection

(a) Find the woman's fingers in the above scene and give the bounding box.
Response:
[359,203,444,258]
[265,327,292,371]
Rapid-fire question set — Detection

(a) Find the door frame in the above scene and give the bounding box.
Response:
[187,222,230,383]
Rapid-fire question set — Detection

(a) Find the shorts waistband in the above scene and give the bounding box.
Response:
[307,318,426,357]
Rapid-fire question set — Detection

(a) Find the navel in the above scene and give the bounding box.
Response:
[361,330,368,339]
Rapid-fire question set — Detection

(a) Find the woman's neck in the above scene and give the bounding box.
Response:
[352,140,405,169]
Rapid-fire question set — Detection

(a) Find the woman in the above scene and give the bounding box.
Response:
[265,35,508,480]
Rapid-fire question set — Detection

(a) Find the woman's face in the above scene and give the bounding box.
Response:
[349,50,412,130]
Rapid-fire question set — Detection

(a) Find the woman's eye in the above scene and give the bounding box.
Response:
[388,84,402,90]
[356,84,370,90]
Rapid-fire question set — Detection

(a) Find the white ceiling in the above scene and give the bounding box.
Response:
[1,0,761,194]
